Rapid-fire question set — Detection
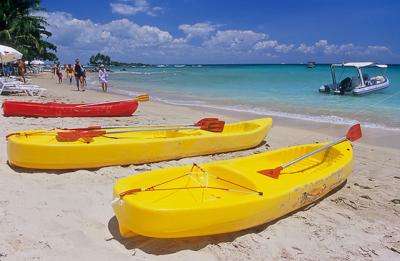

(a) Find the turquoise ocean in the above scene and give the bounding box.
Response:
[88,64,400,130]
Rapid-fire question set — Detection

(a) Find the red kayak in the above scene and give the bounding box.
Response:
[2,100,139,117]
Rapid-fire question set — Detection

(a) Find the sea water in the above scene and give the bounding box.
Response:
[88,64,400,130]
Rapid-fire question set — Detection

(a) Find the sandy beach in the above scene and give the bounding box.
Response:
[0,73,399,260]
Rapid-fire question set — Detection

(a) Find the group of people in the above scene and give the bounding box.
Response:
[52,59,108,92]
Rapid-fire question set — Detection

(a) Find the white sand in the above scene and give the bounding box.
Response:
[0,73,399,260]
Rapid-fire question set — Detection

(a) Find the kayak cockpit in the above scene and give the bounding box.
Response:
[115,164,261,210]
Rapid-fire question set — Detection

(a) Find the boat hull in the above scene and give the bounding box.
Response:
[2,100,138,117]
[7,118,272,169]
[112,141,353,238]
[352,78,390,95]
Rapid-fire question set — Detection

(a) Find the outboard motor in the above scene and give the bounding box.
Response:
[319,84,331,93]
[334,77,352,95]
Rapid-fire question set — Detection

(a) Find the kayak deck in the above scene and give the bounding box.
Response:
[112,141,352,238]
[2,100,138,117]
[7,118,273,169]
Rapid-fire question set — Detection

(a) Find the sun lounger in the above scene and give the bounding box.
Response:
[0,78,46,96]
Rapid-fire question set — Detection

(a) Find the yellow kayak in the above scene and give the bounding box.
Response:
[112,140,353,238]
[7,118,272,169]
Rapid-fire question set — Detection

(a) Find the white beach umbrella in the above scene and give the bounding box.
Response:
[31,60,45,65]
[0,44,23,63]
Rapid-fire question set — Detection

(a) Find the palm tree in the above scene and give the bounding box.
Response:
[0,0,57,61]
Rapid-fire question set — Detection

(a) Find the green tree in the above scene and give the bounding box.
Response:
[89,52,111,66]
[0,0,57,61]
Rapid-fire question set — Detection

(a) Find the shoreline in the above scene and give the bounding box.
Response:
[0,72,399,260]
[93,65,400,131]
[83,73,400,150]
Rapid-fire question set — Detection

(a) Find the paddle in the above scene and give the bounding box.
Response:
[257,123,362,179]
[5,118,220,139]
[75,94,149,107]
[62,117,219,131]
[56,120,225,142]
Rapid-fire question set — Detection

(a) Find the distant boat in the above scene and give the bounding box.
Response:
[319,62,389,95]
[174,65,185,68]
[307,61,316,68]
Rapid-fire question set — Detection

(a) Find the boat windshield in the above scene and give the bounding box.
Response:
[360,66,386,79]
[332,66,362,88]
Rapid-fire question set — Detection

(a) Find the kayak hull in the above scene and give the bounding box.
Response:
[112,141,353,238]
[7,118,272,169]
[2,100,138,117]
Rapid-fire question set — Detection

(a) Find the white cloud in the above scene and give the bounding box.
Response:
[315,40,328,48]
[366,45,390,53]
[297,43,314,53]
[34,11,393,63]
[254,40,278,50]
[35,11,184,62]
[254,40,294,53]
[274,44,294,53]
[204,30,266,50]
[179,22,219,39]
[296,40,390,57]
[110,0,162,16]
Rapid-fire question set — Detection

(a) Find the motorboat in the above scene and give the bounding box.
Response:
[319,62,389,95]
[307,61,316,68]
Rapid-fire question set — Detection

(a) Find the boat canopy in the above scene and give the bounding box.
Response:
[332,62,388,69]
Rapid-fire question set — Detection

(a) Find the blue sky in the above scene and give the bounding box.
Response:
[40,0,400,64]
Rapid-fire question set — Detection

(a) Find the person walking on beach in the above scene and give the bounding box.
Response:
[51,63,57,79]
[74,59,84,91]
[82,68,87,89]
[66,64,74,84]
[17,59,26,83]
[56,63,63,84]
[98,64,108,92]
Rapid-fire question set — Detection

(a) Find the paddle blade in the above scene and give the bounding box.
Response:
[195,118,219,126]
[119,188,142,197]
[64,125,102,131]
[135,94,150,102]
[200,120,225,132]
[56,130,105,142]
[346,123,362,142]
[257,166,283,179]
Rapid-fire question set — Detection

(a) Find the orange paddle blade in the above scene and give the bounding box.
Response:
[56,130,105,142]
[195,118,219,126]
[200,120,225,132]
[346,123,362,142]
[257,166,283,179]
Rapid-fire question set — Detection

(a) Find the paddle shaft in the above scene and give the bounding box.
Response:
[63,118,220,131]
[75,99,137,107]
[281,136,347,170]
[75,95,149,107]
[94,125,202,135]
[74,123,201,130]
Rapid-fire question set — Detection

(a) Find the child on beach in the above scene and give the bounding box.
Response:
[66,64,74,84]
[98,64,108,92]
